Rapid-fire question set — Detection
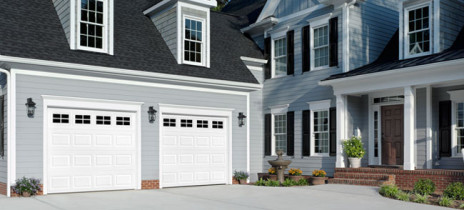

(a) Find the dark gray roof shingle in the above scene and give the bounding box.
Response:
[323,26,464,81]
[0,0,263,84]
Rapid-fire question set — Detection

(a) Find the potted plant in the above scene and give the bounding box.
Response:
[310,169,328,185]
[288,168,303,181]
[343,136,366,168]
[233,170,249,184]
[12,177,41,197]
[268,167,277,181]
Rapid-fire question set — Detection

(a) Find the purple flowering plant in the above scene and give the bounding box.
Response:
[12,177,41,195]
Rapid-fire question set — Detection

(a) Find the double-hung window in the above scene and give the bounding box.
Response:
[313,110,329,155]
[273,114,287,154]
[313,25,329,68]
[183,17,204,65]
[273,38,287,77]
[456,102,464,154]
[79,0,107,51]
[406,5,431,57]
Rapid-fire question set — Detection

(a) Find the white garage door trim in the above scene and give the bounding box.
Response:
[42,95,143,195]
[158,104,234,189]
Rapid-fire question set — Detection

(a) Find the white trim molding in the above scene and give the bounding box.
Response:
[269,104,289,114]
[41,95,144,195]
[307,100,331,110]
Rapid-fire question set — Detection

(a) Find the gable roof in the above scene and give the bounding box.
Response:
[221,0,267,25]
[323,26,464,81]
[0,0,263,84]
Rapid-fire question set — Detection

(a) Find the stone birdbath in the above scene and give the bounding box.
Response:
[268,150,292,184]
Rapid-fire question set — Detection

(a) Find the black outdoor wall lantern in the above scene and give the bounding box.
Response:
[238,112,246,127]
[148,106,157,123]
[25,98,36,118]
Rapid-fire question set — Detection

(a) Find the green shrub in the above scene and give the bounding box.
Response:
[438,196,453,207]
[264,179,280,187]
[282,179,297,187]
[395,191,410,201]
[379,184,400,198]
[460,203,464,209]
[413,179,435,195]
[254,178,266,186]
[297,178,308,186]
[413,193,428,204]
[444,182,464,200]
[343,136,366,158]
[233,170,249,180]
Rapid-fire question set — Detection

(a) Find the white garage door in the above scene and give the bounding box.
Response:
[161,115,228,188]
[47,108,137,194]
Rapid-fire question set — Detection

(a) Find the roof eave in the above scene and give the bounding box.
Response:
[240,17,278,34]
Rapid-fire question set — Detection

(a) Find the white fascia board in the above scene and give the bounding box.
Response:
[0,55,262,91]
[241,17,278,34]
[143,0,175,15]
[256,0,281,23]
[320,58,464,95]
[240,56,267,64]
[143,0,215,16]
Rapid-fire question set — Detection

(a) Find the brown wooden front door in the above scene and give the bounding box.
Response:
[381,104,404,165]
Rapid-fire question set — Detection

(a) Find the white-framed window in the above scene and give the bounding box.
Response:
[456,102,464,155]
[273,37,287,77]
[183,16,205,66]
[405,3,432,58]
[313,25,329,68]
[308,99,331,156]
[76,0,112,54]
[272,114,287,155]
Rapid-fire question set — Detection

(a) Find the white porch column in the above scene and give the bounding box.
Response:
[336,94,347,168]
[404,86,416,170]
[426,86,433,169]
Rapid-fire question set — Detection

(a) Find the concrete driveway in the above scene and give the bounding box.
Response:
[0,184,447,210]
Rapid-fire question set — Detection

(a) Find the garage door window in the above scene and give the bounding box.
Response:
[212,121,223,129]
[116,117,131,126]
[197,120,208,128]
[75,115,91,124]
[181,119,193,127]
[163,118,176,127]
[96,116,111,125]
[53,114,69,123]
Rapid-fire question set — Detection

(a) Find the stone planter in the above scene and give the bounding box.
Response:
[290,175,303,181]
[268,174,277,181]
[238,179,247,184]
[310,177,328,185]
[348,157,362,168]
[22,192,31,197]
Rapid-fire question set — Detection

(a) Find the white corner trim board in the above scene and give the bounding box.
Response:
[42,95,143,195]
[0,68,14,197]
[0,55,262,91]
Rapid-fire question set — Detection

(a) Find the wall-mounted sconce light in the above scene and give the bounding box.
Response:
[238,112,247,127]
[148,106,157,123]
[25,98,36,118]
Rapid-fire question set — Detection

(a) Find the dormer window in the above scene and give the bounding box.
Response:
[183,17,205,65]
[71,0,114,54]
[405,4,431,58]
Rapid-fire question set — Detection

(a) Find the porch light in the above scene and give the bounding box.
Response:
[238,112,246,127]
[25,98,36,118]
[147,106,157,123]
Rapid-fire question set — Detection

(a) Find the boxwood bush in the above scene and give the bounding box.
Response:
[443,182,464,200]
[379,184,400,198]
[413,179,435,195]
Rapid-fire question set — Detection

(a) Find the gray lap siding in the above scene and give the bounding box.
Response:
[15,73,249,181]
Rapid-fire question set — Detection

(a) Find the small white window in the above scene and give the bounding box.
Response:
[53,114,69,124]
[313,25,329,68]
[75,115,91,124]
[116,117,130,126]
[212,121,223,129]
[406,5,431,57]
[197,120,208,128]
[96,116,111,125]
[181,119,193,128]
[273,114,287,154]
[183,17,205,66]
[273,38,287,77]
[456,102,464,154]
[163,118,176,127]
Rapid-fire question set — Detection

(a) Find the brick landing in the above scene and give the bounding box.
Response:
[330,168,464,193]
[141,180,160,189]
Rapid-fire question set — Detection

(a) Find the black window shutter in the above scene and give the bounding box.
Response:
[439,101,452,157]
[264,37,271,79]
[286,30,294,75]
[329,17,338,67]
[287,111,295,156]
[329,107,337,156]
[302,26,310,72]
[264,114,272,156]
[302,110,310,156]
[0,96,3,158]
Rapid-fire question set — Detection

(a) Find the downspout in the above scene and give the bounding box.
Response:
[0,62,11,197]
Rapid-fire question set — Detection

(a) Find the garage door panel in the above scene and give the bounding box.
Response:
[47,108,137,194]
[161,115,228,188]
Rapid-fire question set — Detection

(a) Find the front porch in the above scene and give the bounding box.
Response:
[330,167,464,193]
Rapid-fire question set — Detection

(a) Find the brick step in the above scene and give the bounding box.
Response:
[335,167,403,174]
[328,178,387,186]
[334,172,390,180]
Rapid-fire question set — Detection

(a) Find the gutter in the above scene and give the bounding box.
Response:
[0,62,12,197]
